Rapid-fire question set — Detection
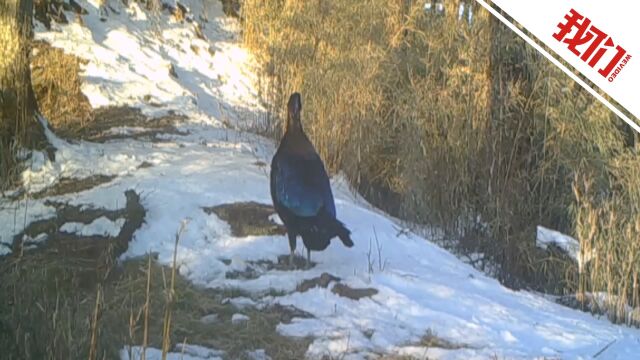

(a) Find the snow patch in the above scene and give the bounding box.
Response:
[199,313,219,324]
[223,296,256,309]
[246,349,271,360]
[0,200,56,255]
[268,213,283,225]
[22,232,49,245]
[536,225,595,269]
[34,0,264,129]
[60,216,125,237]
[121,345,224,360]
[231,313,250,325]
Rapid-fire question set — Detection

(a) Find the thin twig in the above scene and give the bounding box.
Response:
[88,285,102,360]
[161,220,189,360]
[593,339,616,358]
[142,254,152,360]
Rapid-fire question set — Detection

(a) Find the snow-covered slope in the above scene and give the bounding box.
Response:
[2,1,640,359]
[34,0,264,127]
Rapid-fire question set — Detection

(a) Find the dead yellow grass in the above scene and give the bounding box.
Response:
[0,249,310,359]
[30,40,93,135]
[0,195,311,359]
[242,0,640,322]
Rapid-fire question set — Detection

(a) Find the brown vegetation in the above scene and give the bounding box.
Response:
[0,193,311,359]
[31,40,93,135]
[204,201,287,237]
[242,0,640,325]
[1,0,49,189]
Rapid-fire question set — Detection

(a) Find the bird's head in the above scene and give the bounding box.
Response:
[286,92,303,132]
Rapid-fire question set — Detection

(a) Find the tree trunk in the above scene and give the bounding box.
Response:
[0,0,49,189]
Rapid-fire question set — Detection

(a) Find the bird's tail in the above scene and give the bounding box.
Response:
[332,219,354,248]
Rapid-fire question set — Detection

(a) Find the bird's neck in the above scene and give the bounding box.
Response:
[282,125,313,154]
[285,115,303,133]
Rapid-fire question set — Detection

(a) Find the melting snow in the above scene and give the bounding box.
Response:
[121,345,224,360]
[231,313,250,325]
[60,216,125,237]
[246,349,272,360]
[536,225,596,271]
[0,199,56,253]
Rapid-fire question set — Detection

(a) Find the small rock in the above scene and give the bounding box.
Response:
[231,313,249,325]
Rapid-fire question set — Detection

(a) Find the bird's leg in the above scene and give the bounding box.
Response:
[306,248,311,269]
[288,232,297,269]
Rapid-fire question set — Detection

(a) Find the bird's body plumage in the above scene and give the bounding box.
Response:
[270,93,353,266]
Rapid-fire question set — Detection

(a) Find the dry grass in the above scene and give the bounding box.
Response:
[418,329,468,350]
[30,174,116,199]
[1,1,50,190]
[75,106,188,142]
[220,0,242,19]
[0,237,311,360]
[203,201,286,237]
[375,329,470,359]
[572,166,640,326]
[242,0,640,322]
[0,194,311,359]
[30,40,93,135]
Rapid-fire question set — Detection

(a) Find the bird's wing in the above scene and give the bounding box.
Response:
[273,152,336,218]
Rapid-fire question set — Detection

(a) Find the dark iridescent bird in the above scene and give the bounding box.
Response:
[270,93,354,267]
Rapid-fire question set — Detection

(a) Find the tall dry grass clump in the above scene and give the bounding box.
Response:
[243,0,639,323]
[572,157,640,325]
[30,41,93,135]
[244,0,491,216]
